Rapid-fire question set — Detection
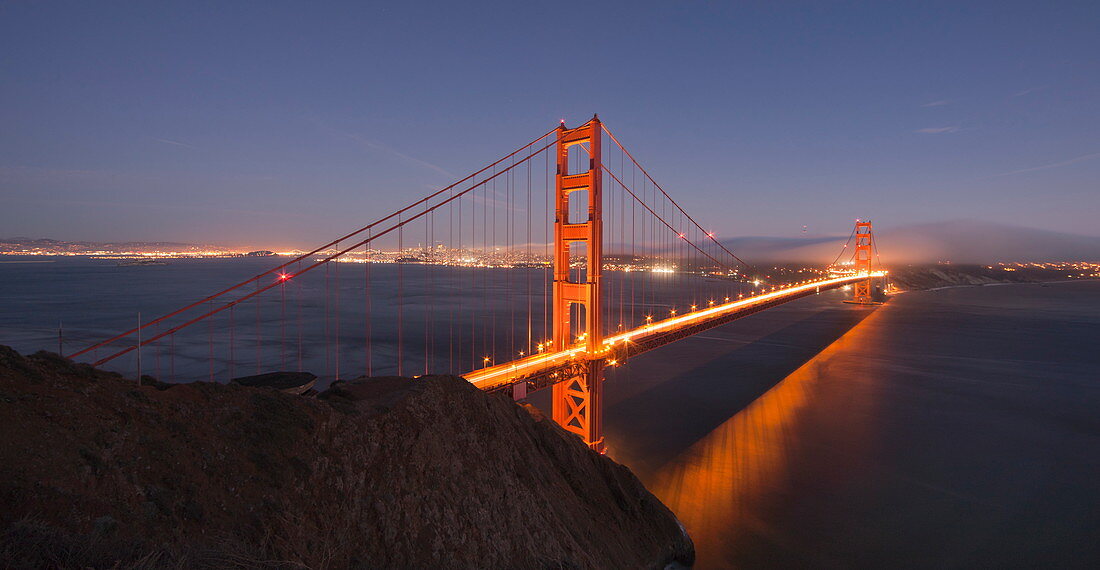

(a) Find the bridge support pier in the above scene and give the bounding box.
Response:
[550,116,606,453]
[552,359,605,453]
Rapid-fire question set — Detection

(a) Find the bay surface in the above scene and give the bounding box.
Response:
[3,257,1097,567]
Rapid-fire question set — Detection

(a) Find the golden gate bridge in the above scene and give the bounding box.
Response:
[67,116,885,453]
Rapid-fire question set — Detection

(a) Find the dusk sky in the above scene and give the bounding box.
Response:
[2,1,1098,249]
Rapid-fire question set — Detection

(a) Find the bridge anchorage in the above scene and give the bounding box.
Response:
[67,114,886,455]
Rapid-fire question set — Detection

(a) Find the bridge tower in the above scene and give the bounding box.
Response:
[852,220,875,304]
[551,116,605,453]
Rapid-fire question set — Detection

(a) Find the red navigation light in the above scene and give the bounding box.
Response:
[278,273,290,281]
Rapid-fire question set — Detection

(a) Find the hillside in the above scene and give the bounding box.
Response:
[0,346,693,568]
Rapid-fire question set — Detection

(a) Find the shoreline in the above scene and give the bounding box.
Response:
[917,278,1098,293]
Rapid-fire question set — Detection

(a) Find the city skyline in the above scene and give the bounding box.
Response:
[2,2,1098,248]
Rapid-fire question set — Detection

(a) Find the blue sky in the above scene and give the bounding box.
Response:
[1,1,1098,248]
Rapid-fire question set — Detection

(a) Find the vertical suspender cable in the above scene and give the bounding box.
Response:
[324,259,330,378]
[334,241,340,381]
[397,215,404,376]
[296,260,303,373]
[526,149,532,356]
[364,239,371,377]
[280,276,286,371]
[229,305,234,380]
[255,281,261,375]
[208,301,214,381]
[426,210,433,375]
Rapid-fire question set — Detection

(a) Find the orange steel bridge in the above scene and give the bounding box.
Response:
[67,116,885,454]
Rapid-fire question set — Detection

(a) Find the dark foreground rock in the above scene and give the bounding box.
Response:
[0,346,692,569]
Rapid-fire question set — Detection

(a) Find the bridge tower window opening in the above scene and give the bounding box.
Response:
[569,241,589,285]
[567,189,589,225]
[565,141,591,176]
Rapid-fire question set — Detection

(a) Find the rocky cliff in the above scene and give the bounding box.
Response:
[0,346,692,568]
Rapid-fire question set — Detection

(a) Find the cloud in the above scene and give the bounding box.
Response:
[992,151,1100,177]
[914,126,960,134]
[1012,86,1047,97]
[468,188,528,213]
[344,133,456,179]
[151,137,196,149]
[920,100,950,107]
[0,165,158,183]
[304,113,458,180]
[0,165,273,185]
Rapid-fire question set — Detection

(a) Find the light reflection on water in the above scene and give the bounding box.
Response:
[613,281,1100,568]
[645,308,883,568]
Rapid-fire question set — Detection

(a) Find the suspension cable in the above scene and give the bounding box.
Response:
[68,127,560,360]
[602,124,754,273]
[86,137,558,366]
[601,164,743,275]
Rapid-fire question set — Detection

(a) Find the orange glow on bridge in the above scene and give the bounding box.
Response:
[464,271,886,392]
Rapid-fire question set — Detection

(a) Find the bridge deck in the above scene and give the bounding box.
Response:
[464,272,885,393]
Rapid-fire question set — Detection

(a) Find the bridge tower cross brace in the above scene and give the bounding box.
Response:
[551,117,606,453]
[853,220,874,304]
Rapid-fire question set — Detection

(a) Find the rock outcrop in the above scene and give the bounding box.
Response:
[0,346,693,568]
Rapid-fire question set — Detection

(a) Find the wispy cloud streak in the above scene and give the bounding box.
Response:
[993,151,1100,177]
[152,137,196,149]
[920,100,950,107]
[914,126,960,134]
[345,133,456,179]
[306,113,458,179]
[1012,86,1047,97]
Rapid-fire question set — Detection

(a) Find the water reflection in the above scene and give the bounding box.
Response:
[645,307,885,568]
